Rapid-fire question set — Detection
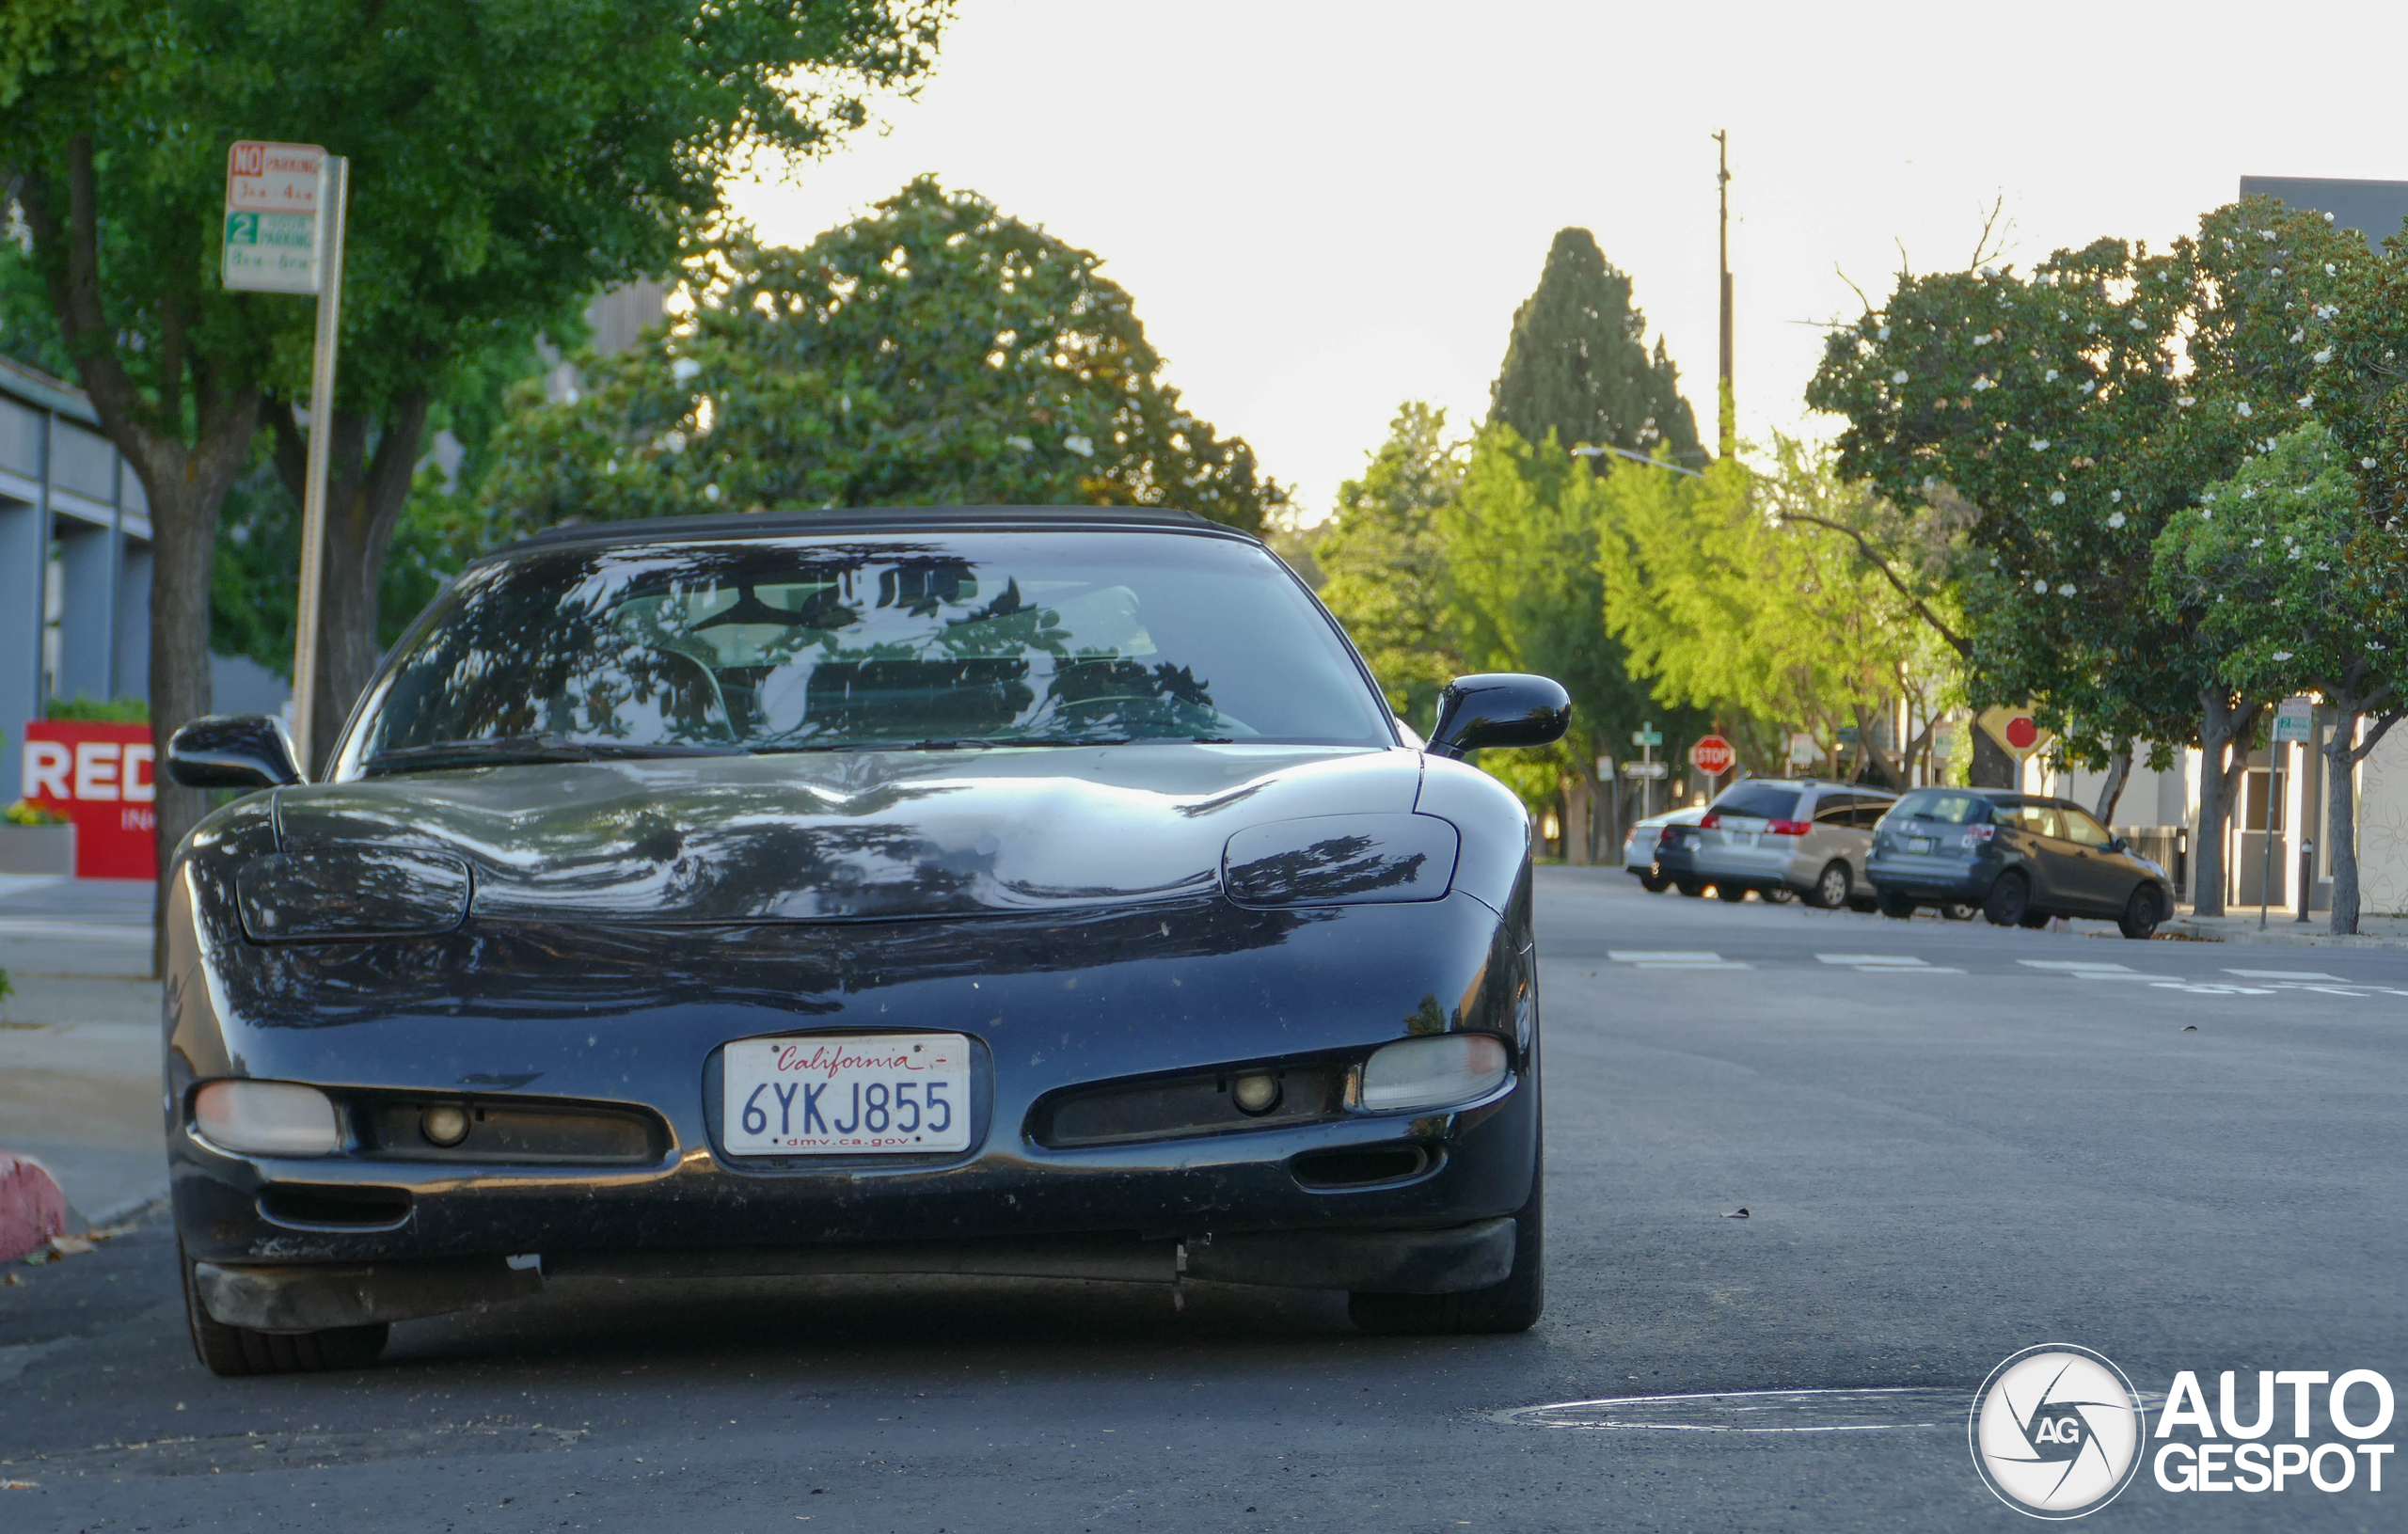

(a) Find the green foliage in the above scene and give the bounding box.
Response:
[1440,424,1670,806]
[1593,438,1955,783]
[2153,424,2406,699]
[5,798,68,825]
[1490,229,1701,467]
[1313,403,1465,728]
[475,179,1286,541]
[1805,198,2376,760]
[44,693,147,721]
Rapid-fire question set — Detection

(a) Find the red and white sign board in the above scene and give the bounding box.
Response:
[1689,735,1735,776]
[226,142,324,213]
[21,721,156,880]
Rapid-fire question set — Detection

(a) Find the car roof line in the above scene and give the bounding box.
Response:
[476,504,1252,561]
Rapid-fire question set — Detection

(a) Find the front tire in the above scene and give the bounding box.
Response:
[182,1242,388,1377]
[1350,1153,1543,1336]
[1877,890,1917,919]
[2118,885,2163,940]
[1939,901,1977,922]
[1716,883,1748,903]
[1982,871,2031,926]
[1639,870,1671,894]
[1675,878,1705,898]
[1807,861,1851,909]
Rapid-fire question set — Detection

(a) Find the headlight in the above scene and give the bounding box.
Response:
[193,1080,341,1156]
[237,846,471,942]
[1222,814,1460,907]
[1360,1035,1510,1112]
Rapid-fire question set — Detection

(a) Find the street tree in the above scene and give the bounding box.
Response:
[1807,198,2376,913]
[0,0,947,924]
[1490,229,1701,468]
[477,179,1285,540]
[1313,403,1466,730]
[2153,425,2408,932]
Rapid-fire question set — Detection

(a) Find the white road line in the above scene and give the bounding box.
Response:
[1815,954,1966,973]
[2224,968,2346,980]
[2018,960,2136,971]
[1607,951,1753,970]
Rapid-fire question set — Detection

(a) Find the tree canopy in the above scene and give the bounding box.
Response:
[1312,403,1465,729]
[477,178,1285,539]
[1489,228,1701,467]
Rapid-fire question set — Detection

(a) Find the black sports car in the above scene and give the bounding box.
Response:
[163,506,1570,1375]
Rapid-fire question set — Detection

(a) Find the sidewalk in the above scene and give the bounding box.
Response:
[0,876,165,1223]
[2165,907,2408,949]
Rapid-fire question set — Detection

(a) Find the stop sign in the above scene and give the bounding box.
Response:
[1689,735,1735,775]
[2004,714,2039,751]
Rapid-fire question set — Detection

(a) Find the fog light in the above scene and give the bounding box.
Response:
[420,1102,472,1147]
[192,1080,341,1157]
[1231,1072,1281,1115]
[1360,1035,1510,1113]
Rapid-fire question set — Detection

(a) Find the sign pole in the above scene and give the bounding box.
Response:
[289,156,347,775]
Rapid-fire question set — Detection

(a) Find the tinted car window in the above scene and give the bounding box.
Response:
[1890,790,1991,825]
[1811,792,1860,824]
[348,533,1393,769]
[2014,804,2066,839]
[1712,783,1802,821]
[2061,807,2115,847]
[1847,799,1894,829]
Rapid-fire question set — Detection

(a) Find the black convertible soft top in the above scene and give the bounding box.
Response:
[483,504,1237,563]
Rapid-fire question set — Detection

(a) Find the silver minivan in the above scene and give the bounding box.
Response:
[1655,778,1896,908]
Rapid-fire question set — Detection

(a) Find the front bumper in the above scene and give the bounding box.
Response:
[166,880,1541,1307]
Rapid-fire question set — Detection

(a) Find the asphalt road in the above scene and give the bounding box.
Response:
[5,866,2402,1531]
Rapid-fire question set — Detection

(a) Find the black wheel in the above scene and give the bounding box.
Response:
[2118,885,2163,940]
[1351,1147,1543,1336]
[1639,871,1671,894]
[1807,861,1851,909]
[182,1241,388,1377]
[1877,890,1917,919]
[1982,871,2030,926]
[1675,879,1705,898]
[1762,886,1796,905]
[1939,901,1977,922]
[1716,883,1747,903]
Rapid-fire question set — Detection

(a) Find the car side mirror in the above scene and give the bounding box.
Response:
[167,715,305,790]
[1426,674,1572,760]
[2106,836,2128,854]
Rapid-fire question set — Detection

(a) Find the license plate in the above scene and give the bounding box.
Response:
[1908,836,1934,854]
[722,1034,972,1155]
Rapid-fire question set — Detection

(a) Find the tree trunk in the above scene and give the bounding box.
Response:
[2192,693,2264,919]
[272,393,434,775]
[2094,740,2133,826]
[2326,714,2362,936]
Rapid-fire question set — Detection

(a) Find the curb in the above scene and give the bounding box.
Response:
[2163,921,2408,950]
[0,1153,70,1263]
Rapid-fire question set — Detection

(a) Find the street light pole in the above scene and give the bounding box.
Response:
[1715,129,1734,461]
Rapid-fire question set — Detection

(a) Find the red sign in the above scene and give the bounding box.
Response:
[1689,735,1735,776]
[2004,715,2040,751]
[21,721,156,880]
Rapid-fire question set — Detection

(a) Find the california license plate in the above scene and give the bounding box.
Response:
[1908,836,1934,854]
[722,1034,972,1155]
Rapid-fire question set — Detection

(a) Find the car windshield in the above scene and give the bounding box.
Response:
[1891,790,1990,825]
[346,531,1394,772]
[1709,783,1801,821]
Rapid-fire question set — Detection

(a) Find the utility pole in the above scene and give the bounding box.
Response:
[1715,130,1735,461]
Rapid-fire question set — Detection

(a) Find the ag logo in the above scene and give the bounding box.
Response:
[1970,1345,2146,1518]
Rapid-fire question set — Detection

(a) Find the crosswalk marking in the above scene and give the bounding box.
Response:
[2018,960,2137,971]
[1814,954,1966,973]
[2225,968,2346,980]
[1608,950,1752,970]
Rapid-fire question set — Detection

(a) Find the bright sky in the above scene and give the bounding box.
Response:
[729,0,2408,526]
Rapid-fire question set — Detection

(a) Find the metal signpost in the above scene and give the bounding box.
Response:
[1629,724,1663,817]
[2266,698,2315,929]
[223,141,347,770]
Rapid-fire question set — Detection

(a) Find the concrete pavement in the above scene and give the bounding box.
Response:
[1,867,2399,1529]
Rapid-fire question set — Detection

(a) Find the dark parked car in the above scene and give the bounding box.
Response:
[1865,787,2175,938]
[1654,778,1894,908]
[1622,806,1706,893]
[162,506,1572,1375]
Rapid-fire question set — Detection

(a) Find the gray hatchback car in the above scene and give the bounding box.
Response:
[1654,778,1896,908]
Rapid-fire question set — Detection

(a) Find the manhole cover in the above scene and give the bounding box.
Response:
[1496,1388,1970,1433]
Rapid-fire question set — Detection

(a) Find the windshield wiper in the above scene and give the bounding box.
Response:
[364,735,744,774]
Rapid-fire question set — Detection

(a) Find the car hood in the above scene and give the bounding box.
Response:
[272,745,1426,924]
